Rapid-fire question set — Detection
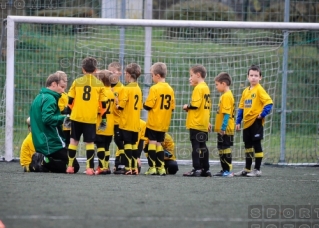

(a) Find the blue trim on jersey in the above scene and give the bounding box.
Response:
[236,108,243,125]
[221,113,230,131]
[260,104,273,118]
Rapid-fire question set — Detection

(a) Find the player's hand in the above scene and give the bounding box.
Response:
[235,124,241,131]
[208,123,212,132]
[63,115,71,129]
[98,120,107,131]
[183,104,188,112]
[257,115,262,119]
[219,130,225,135]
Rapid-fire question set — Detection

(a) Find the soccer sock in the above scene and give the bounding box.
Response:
[132,144,138,171]
[144,153,153,167]
[245,148,254,171]
[86,144,95,169]
[156,145,165,169]
[97,147,105,169]
[218,150,226,171]
[222,148,232,171]
[254,152,264,170]
[104,150,110,170]
[67,144,77,167]
[119,149,125,168]
[147,144,156,168]
[124,144,132,170]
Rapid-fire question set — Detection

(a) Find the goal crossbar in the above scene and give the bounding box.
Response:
[5,16,319,161]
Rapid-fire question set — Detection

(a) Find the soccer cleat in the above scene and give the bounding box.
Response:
[144,167,157,175]
[234,169,250,177]
[124,169,132,175]
[157,168,166,176]
[200,170,212,177]
[213,170,224,176]
[95,167,112,175]
[132,169,139,175]
[183,169,202,177]
[86,168,95,176]
[113,169,125,175]
[246,169,262,177]
[66,166,74,174]
[222,171,234,177]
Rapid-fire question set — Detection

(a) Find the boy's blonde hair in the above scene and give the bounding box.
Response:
[45,72,67,87]
[151,62,167,78]
[108,62,122,72]
[95,70,112,87]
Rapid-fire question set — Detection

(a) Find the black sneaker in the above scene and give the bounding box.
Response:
[183,169,202,177]
[30,153,47,172]
[113,168,125,175]
[213,170,224,177]
[201,170,212,177]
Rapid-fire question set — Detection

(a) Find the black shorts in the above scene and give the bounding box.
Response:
[189,129,208,142]
[217,134,234,150]
[95,134,113,144]
[243,119,264,143]
[145,128,165,142]
[70,120,96,142]
[120,129,138,144]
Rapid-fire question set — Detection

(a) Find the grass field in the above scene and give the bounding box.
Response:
[0,162,318,228]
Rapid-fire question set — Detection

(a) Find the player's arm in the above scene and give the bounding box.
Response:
[42,97,65,126]
[143,87,155,110]
[258,104,273,119]
[117,87,127,110]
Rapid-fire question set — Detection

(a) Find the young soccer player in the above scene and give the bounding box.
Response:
[143,62,175,176]
[183,64,212,177]
[57,71,71,148]
[94,70,115,175]
[20,117,37,172]
[66,57,108,175]
[213,72,235,177]
[108,62,126,172]
[234,65,273,177]
[29,72,80,173]
[115,63,142,175]
[144,132,179,175]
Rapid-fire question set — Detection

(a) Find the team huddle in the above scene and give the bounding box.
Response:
[20,57,273,177]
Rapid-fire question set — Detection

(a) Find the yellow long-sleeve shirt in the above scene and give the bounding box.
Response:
[20,132,36,168]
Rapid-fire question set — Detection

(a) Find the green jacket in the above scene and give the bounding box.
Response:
[30,88,66,156]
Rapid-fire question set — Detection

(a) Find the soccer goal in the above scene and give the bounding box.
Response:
[3,16,319,165]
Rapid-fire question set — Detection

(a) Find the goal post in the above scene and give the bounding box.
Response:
[5,16,319,164]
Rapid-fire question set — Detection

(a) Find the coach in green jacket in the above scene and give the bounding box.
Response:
[29,72,79,173]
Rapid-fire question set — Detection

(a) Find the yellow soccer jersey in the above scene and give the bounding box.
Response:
[96,87,115,136]
[68,74,107,124]
[238,83,273,129]
[214,90,235,135]
[139,119,147,142]
[58,92,70,131]
[20,132,35,167]
[186,82,211,132]
[144,82,175,132]
[144,132,176,161]
[118,82,142,132]
[58,92,68,112]
[112,82,124,125]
